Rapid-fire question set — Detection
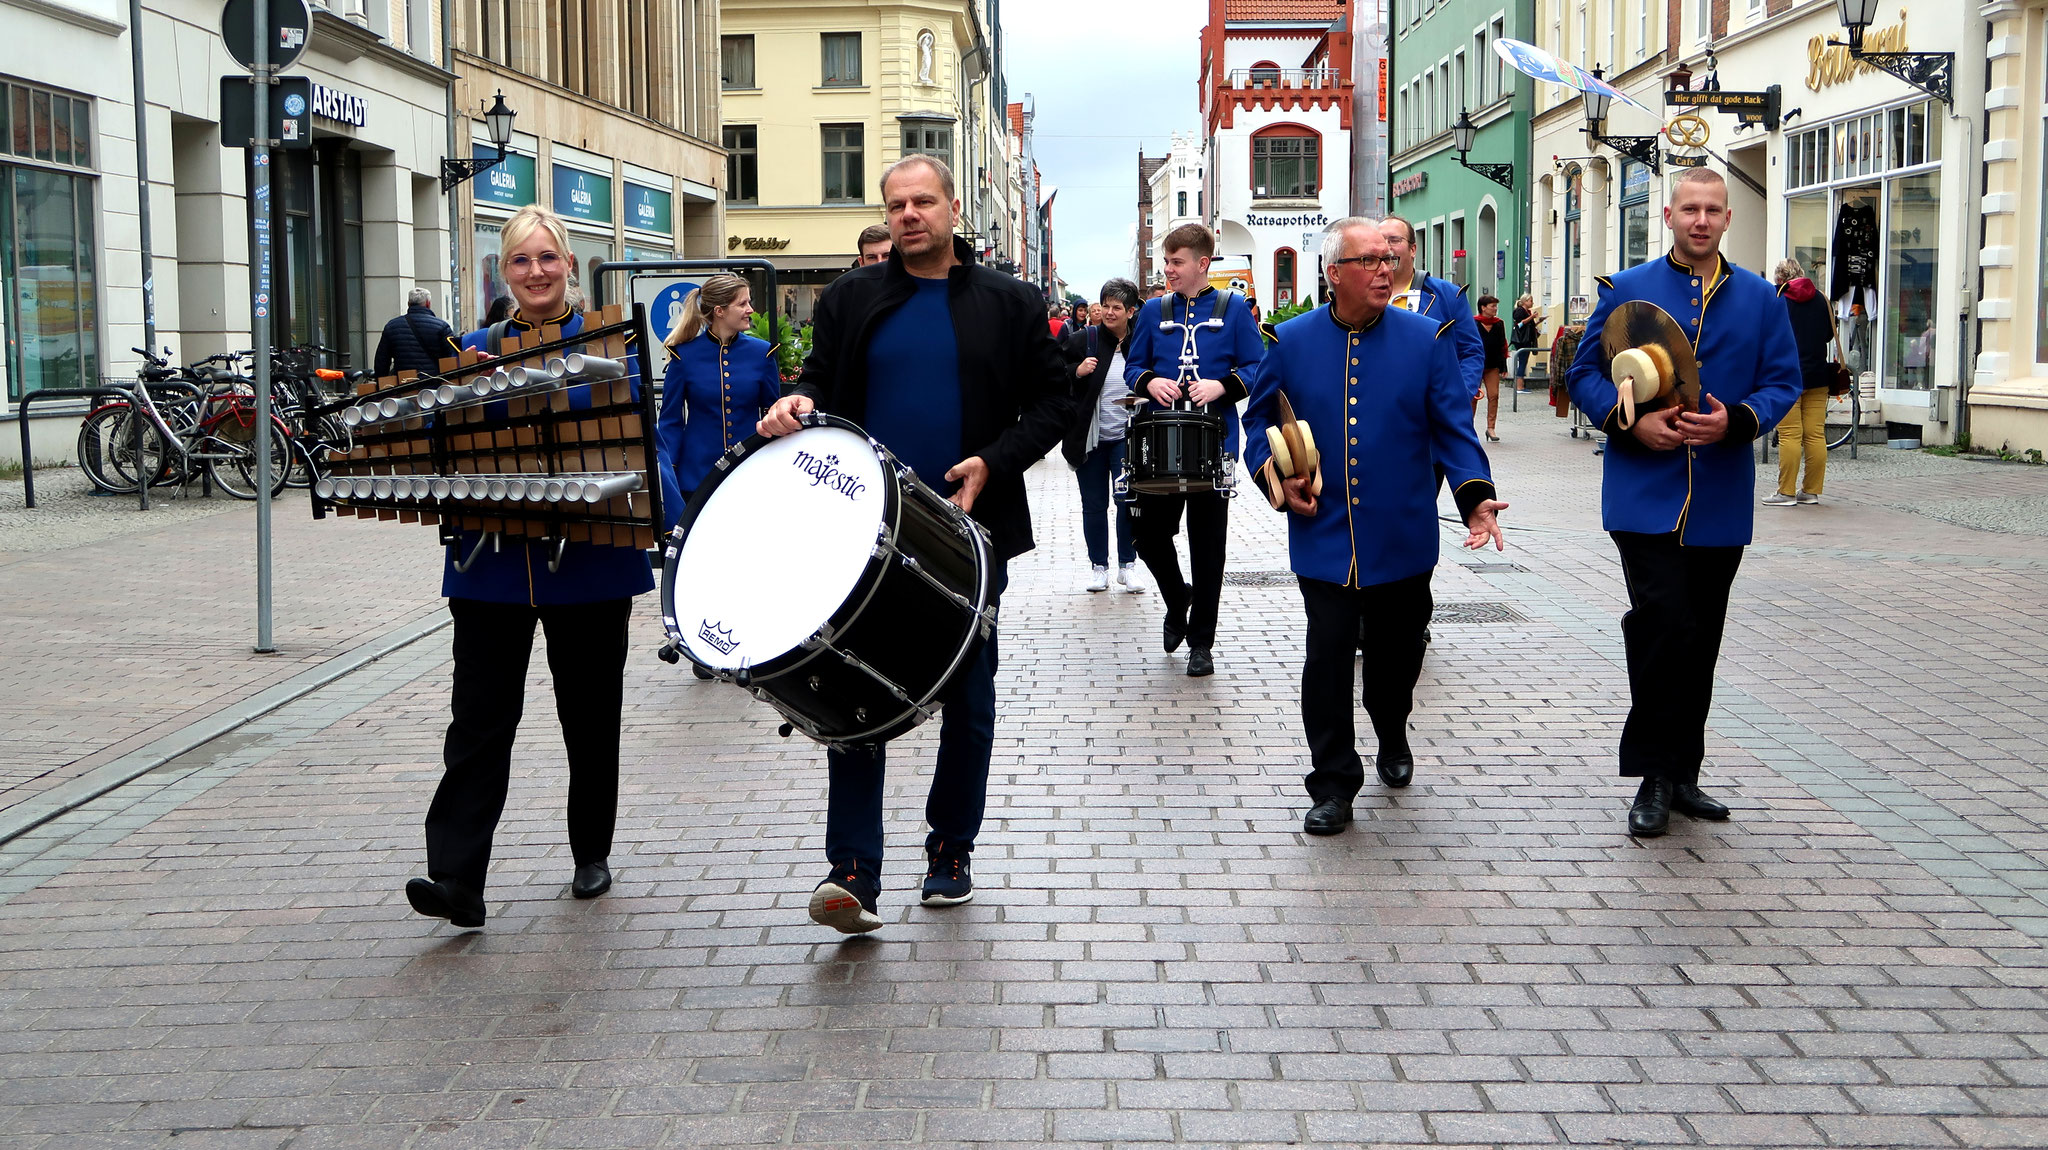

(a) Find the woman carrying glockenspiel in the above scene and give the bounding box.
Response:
[654,273,781,678]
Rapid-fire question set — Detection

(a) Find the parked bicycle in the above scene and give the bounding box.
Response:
[76,348,295,499]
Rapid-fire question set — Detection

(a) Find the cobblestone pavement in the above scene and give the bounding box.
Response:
[3,403,2048,1148]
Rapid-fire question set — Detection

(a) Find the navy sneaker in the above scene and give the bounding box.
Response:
[809,862,882,934]
[920,842,974,907]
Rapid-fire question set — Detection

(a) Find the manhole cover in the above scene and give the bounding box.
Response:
[1222,569,1296,587]
[1432,601,1527,624]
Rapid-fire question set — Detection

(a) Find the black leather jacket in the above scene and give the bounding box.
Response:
[792,236,1074,560]
[1057,323,1136,467]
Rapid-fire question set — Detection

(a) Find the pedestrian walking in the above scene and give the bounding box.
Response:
[1474,294,1507,441]
[483,295,515,327]
[1766,258,1837,507]
[755,155,1070,934]
[1125,223,1265,678]
[372,287,460,377]
[403,203,662,930]
[1510,294,1540,388]
[1244,218,1506,835]
[1060,277,1146,594]
[1565,168,1801,838]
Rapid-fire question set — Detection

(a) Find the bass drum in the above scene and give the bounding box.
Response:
[659,413,994,748]
[1127,406,1225,494]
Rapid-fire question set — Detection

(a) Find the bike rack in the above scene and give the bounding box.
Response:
[15,381,203,511]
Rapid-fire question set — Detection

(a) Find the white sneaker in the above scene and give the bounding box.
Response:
[1086,565,1110,592]
[1761,492,1797,507]
[1117,563,1146,593]
[1794,492,1820,505]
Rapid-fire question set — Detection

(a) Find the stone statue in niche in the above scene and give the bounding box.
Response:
[917,31,935,84]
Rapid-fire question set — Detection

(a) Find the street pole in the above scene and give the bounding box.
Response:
[128,0,157,512]
[251,3,276,653]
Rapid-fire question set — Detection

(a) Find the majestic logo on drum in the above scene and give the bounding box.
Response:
[791,450,868,501]
[697,620,740,655]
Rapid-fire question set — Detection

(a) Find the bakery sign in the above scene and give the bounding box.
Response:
[1807,9,1910,92]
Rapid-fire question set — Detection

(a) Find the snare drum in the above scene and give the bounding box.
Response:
[1126,406,1225,495]
[659,414,995,748]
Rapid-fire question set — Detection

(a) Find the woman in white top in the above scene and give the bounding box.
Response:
[1058,278,1147,593]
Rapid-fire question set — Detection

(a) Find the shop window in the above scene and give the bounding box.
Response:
[2039,99,2048,363]
[1619,160,1651,270]
[721,35,756,89]
[0,81,99,401]
[271,145,368,368]
[1274,248,1295,304]
[1786,194,1829,299]
[1882,172,1938,390]
[822,33,862,87]
[1251,126,1319,199]
[724,125,758,204]
[473,218,507,327]
[901,121,952,169]
[822,123,864,203]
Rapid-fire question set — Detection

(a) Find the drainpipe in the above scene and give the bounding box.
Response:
[443,0,461,326]
[128,0,155,356]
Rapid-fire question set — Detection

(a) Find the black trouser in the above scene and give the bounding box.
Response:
[1133,489,1228,648]
[1299,572,1434,804]
[1611,531,1743,785]
[425,596,633,895]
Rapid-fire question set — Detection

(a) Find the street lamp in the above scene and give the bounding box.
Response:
[1451,109,1514,190]
[1581,67,1661,174]
[440,91,518,192]
[1831,0,1953,105]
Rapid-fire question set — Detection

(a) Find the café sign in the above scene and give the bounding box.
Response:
[728,235,791,251]
[1807,9,1910,92]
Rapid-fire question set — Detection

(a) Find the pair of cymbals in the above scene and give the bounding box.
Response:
[1262,393,1322,510]
[1598,301,1702,429]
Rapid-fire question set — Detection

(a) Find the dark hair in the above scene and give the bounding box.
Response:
[1478,294,1500,309]
[1381,214,1417,245]
[1098,277,1141,310]
[483,296,515,326]
[1161,223,1215,259]
[856,223,891,250]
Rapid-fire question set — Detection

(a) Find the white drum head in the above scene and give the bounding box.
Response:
[671,425,887,670]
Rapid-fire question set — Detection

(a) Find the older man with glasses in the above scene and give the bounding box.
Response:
[1244,217,1507,836]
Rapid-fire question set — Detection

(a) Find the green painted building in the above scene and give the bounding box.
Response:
[1387,0,1535,311]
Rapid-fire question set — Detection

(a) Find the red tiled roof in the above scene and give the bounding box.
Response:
[1007,102,1024,136]
[1224,0,1345,20]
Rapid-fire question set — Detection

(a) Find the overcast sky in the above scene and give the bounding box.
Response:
[1002,2,1207,299]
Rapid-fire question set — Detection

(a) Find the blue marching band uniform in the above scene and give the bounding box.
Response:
[1395,268,1486,399]
[1567,251,1801,831]
[1244,303,1496,815]
[1122,285,1265,669]
[655,326,783,525]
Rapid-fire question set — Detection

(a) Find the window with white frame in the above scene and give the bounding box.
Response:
[1608,0,1618,68]
[1637,0,1649,62]
[1454,50,1467,115]
[1491,17,1507,98]
[1474,31,1488,104]
[1695,0,1709,43]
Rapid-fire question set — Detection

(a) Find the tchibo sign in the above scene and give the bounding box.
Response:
[312,84,367,128]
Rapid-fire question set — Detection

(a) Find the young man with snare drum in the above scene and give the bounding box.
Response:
[1565,167,1801,837]
[1123,224,1266,678]
[1244,218,1507,836]
[756,156,1071,934]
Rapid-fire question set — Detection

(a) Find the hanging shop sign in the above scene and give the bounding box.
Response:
[1664,86,1781,130]
[1807,12,1911,92]
[552,164,613,225]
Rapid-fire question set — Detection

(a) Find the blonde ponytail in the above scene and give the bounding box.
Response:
[664,273,750,349]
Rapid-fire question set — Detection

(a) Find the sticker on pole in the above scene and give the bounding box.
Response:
[221,0,313,72]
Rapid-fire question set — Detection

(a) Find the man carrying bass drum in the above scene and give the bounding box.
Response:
[757,155,1071,934]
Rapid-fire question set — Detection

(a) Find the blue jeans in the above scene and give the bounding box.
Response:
[825,562,1008,874]
[1074,438,1136,568]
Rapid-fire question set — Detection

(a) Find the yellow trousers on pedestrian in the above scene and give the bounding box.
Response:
[1776,386,1828,496]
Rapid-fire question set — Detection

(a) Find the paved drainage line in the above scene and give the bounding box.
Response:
[0,609,450,846]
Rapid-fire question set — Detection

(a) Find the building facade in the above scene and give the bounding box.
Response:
[1388,0,1534,307]
[455,0,724,331]
[1971,0,2048,454]
[1200,0,1358,310]
[3,0,453,464]
[718,0,1011,321]
[1134,151,1165,286]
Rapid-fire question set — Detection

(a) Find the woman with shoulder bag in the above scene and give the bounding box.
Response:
[1060,278,1146,594]
[1767,258,1839,507]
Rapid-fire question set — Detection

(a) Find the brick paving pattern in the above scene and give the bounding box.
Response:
[2,404,2048,1147]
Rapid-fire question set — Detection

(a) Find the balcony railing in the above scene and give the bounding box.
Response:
[1225,67,1342,91]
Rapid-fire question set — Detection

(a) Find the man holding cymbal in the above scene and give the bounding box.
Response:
[1244,218,1506,836]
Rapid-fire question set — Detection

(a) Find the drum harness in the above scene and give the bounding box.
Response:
[1118,292,1239,502]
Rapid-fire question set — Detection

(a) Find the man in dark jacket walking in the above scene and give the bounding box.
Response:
[757,154,1071,935]
[373,288,460,377]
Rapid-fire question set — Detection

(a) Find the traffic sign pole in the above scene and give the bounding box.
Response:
[251,1,275,653]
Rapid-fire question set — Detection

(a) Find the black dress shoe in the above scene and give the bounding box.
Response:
[1671,783,1730,820]
[1186,647,1214,677]
[1163,609,1188,653]
[405,878,485,928]
[1303,799,1353,835]
[1375,751,1414,788]
[1628,777,1674,837]
[572,862,612,899]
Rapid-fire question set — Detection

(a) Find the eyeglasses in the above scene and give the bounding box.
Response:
[504,252,565,275]
[1329,255,1399,270]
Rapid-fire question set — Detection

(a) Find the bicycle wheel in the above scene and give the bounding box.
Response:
[1826,385,1860,450]
[76,406,169,494]
[206,418,294,499]
[283,412,351,489]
